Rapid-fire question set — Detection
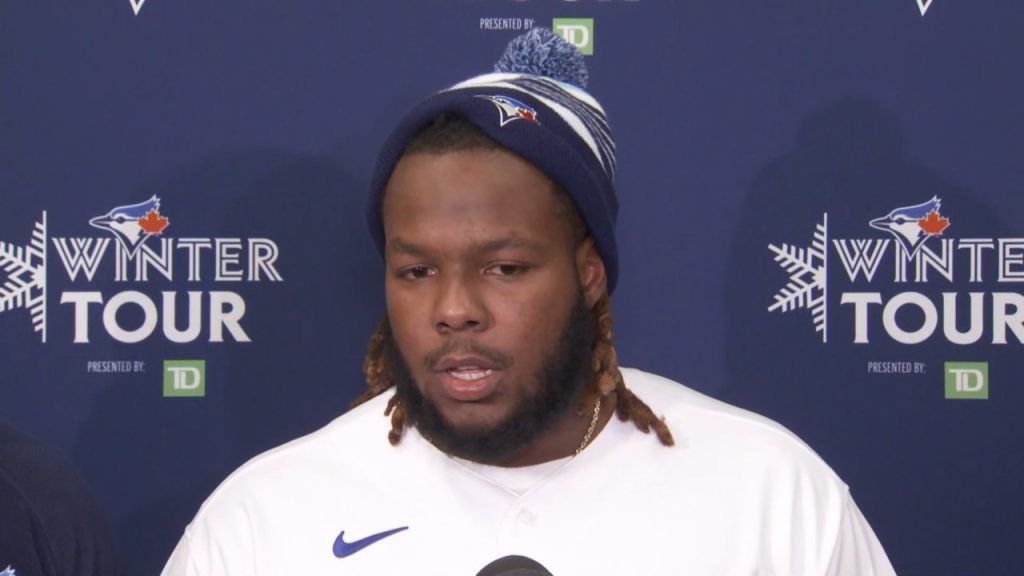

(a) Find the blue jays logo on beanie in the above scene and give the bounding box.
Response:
[367,27,621,293]
[476,95,539,126]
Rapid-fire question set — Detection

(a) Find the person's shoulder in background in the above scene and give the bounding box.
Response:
[0,420,125,576]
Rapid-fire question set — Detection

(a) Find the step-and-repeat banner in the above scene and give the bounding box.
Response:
[2,2,1020,574]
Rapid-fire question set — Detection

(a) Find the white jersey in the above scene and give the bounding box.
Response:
[162,368,896,576]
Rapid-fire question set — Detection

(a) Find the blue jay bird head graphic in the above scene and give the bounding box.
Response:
[869,196,948,257]
[476,95,539,127]
[89,195,169,256]
[1,565,17,576]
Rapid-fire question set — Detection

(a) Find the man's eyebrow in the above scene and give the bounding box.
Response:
[478,236,537,253]
[386,238,429,257]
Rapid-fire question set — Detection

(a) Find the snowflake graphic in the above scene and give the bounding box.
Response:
[0,212,47,342]
[767,213,828,342]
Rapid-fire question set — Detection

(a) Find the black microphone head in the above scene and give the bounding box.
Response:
[475,554,554,576]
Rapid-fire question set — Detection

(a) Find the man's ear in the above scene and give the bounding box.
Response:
[575,236,608,308]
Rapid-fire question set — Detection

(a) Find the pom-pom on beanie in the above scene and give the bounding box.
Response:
[367,27,620,293]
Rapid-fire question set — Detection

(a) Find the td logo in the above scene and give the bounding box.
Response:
[553,18,593,55]
[164,360,206,397]
[944,362,988,400]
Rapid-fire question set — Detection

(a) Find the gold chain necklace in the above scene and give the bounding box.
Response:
[574,397,602,456]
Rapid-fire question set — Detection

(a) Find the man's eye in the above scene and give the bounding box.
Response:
[487,264,527,277]
[400,266,434,280]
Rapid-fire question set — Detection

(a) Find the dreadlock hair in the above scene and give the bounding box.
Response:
[353,114,674,449]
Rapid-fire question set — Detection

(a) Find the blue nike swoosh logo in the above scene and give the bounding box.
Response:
[333,526,409,558]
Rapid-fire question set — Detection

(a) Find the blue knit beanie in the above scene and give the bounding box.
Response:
[366,27,620,293]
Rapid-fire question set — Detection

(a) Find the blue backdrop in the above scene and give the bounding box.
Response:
[2,2,1021,574]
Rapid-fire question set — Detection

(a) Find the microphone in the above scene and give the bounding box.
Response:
[475,554,554,576]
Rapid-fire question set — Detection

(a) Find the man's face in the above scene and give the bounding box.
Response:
[382,147,604,464]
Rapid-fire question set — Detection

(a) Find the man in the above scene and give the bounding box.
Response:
[163,28,896,575]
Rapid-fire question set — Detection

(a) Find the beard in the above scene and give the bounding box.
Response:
[381,290,597,464]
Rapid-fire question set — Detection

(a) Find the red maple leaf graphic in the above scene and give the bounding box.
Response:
[519,109,536,121]
[917,209,950,235]
[138,209,169,234]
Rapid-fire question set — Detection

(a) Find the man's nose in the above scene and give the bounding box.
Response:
[433,273,489,334]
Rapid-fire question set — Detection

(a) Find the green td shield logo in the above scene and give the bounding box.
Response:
[553,18,594,55]
[944,362,988,400]
[164,360,206,397]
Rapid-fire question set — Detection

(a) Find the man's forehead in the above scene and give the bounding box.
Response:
[386,233,544,257]
[384,149,559,212]
[382,154,577,257]
[386,147,550,184]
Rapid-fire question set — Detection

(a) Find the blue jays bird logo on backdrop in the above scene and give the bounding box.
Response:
[868,196,950,258]
[1,565,16,576]
[89,196,170,257]
[477,95,539,127]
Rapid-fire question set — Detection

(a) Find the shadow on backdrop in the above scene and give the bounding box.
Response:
[722,98,1021,575]
[71,150,383,575]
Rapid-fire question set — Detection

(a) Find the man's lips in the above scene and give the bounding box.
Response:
[432,356,502,401]
[433,355,499,372]
[446,367,493,382]
[437,368,498,402]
